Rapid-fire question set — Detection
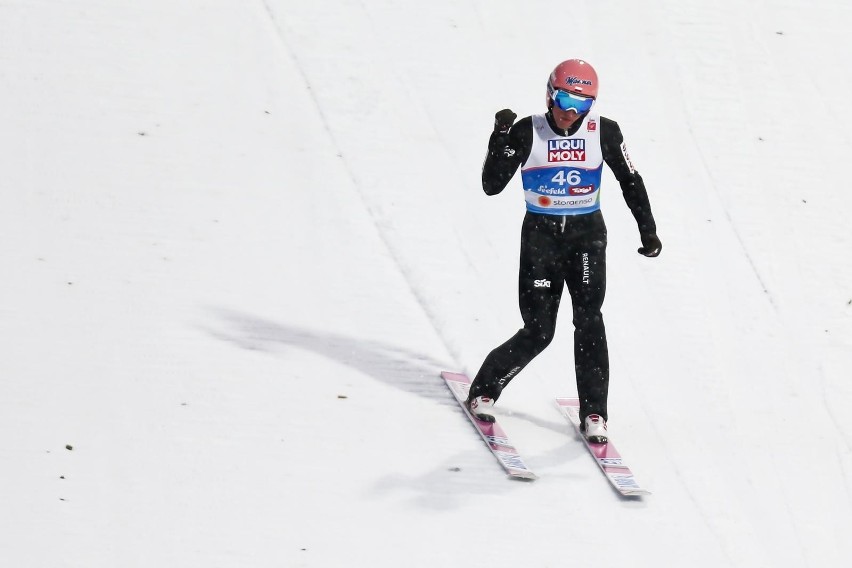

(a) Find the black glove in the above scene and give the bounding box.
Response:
[494,109,517,134]
[638,233,662,257]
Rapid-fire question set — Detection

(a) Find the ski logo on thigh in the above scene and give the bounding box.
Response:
[534,279,551,288]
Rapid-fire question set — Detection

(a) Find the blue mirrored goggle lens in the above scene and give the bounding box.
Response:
[552,89,595,113]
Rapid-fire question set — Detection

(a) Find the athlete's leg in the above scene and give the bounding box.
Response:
[469,215,564,401]
[565,232,609,423]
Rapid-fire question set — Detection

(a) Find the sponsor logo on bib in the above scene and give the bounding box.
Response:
[547,139,586,162]
[570,185,594,195]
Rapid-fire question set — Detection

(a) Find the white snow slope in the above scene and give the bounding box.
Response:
[2,1,852,566]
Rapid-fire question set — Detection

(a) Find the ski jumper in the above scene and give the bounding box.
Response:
[469,111,656,424]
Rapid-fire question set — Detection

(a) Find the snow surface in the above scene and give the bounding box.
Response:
[2,0,852,566]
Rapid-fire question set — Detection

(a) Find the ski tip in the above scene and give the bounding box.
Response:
[620,489,652,497]
[509,471,538,481]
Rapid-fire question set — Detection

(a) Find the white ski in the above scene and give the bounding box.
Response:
[441,371,536,480]
[555,397,650,496]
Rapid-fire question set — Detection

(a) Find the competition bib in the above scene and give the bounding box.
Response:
[520,113,603,215]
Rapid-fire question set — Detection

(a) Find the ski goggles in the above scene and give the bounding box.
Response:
[550,88,595,113]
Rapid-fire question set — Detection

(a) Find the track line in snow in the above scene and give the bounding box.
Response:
[254,0,463,368]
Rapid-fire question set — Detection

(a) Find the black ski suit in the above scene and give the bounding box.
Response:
[468,111,658,424]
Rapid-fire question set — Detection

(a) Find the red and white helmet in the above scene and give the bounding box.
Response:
[546,59,599,108]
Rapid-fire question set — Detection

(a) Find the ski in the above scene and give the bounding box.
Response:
[441,371,537,480]
[555,397,650,496]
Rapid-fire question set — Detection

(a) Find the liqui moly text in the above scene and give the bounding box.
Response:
[548,139,585,162]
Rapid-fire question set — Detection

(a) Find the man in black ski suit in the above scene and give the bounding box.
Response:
[465,59,661,443]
